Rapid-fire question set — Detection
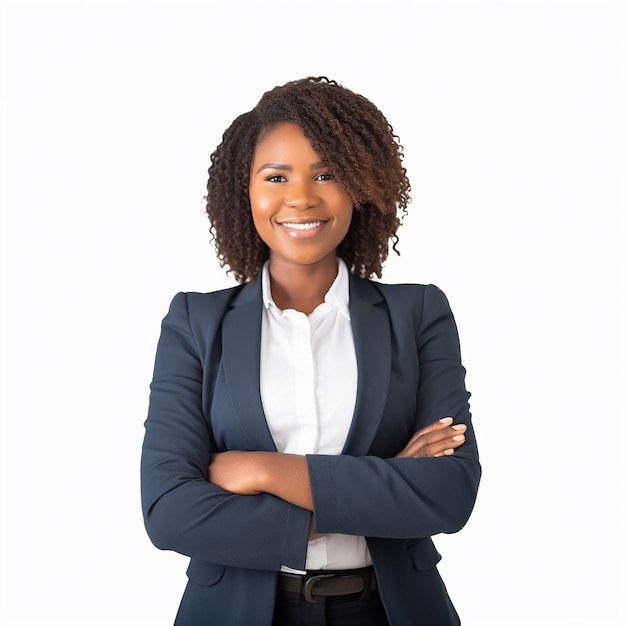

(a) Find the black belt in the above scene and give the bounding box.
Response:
[277,567,377,603]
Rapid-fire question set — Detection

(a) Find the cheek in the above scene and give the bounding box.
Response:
[249,185,278,215]
[249,195,272,230]
[341,214,353,240]
[338,200,354,230]
[250,207,270,239]
[254,198,274,214]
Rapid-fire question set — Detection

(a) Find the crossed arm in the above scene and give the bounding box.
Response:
[208,417,467,512]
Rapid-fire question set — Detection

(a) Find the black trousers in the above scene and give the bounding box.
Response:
[272,589,389,626]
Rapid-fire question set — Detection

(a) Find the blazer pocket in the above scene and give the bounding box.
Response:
[185,559,226,587]
[406,538,442,572]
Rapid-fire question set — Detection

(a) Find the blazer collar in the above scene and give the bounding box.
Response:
[221,272,391,456]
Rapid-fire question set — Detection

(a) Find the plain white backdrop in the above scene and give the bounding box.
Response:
[2,0,624,624]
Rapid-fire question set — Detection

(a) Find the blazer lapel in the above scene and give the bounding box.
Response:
[221,277,278,452]
[220,272,391,455]
[343,276,392,455]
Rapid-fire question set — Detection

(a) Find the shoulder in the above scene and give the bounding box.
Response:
[159,284,253,354]
[350,278,456,332]
[163,283,249,327]
[352,276,450,309]
[184,283,248,309]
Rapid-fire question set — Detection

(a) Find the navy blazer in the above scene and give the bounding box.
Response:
[141,274,481,625]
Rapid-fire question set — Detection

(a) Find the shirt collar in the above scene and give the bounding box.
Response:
[261,258,351,321]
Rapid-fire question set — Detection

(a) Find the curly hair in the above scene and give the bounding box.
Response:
[205,77,411,283]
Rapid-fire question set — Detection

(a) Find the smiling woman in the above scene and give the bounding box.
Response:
[141,77,480,626]
[204,77,409,286]
[249,123,353,312]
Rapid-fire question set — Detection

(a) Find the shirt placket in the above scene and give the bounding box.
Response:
[287,311,319,455]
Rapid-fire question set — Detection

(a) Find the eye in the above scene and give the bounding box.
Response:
[265,174,287,183]
[315,172,335,182]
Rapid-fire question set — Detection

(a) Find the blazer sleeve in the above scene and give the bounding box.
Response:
[307,284,481,539]
[140,293,310,571]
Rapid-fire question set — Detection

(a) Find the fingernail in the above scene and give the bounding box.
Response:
[452,434,465,441]
[452,424,466,431]
[443,448,454,455]
[439,417,453,425]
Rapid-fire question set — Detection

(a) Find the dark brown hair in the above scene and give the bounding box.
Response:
[205,77,411,283]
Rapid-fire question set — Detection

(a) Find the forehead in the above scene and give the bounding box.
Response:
[252,122,320,160]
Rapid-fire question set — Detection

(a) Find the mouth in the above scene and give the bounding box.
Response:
[279,220,325,230]
[276,218,329,238]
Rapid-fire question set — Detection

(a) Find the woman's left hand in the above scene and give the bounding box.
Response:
[395,417,467,459]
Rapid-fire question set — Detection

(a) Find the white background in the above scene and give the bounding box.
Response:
[1,0,624,624]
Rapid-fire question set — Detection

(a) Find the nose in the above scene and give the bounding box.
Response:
[284,179,319,210]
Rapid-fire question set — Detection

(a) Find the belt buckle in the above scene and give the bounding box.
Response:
[303,574,334,603]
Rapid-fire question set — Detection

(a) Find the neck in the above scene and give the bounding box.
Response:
[268,256,339,315]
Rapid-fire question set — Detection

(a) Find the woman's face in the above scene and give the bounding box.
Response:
[249,122,353,271]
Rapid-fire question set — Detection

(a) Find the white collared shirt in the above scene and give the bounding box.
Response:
[260,258,372,571]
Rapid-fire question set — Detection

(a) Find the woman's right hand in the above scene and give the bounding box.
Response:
[395,417,467,459]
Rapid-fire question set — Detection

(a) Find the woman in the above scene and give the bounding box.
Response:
[141,77,480,626]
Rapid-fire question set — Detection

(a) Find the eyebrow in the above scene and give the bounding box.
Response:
[255,161,328,174]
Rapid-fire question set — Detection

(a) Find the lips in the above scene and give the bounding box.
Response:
[276,218,329,238]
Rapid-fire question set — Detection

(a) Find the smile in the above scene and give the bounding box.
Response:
[279,221,325,230]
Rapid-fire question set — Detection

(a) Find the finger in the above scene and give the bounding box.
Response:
[397,429,466,459]
[423,435,464,457]
[434,448,455,457]
[407,417,454,445]
[404,422,466,453]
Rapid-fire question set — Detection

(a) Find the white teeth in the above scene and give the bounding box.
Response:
[281,221,323,230]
